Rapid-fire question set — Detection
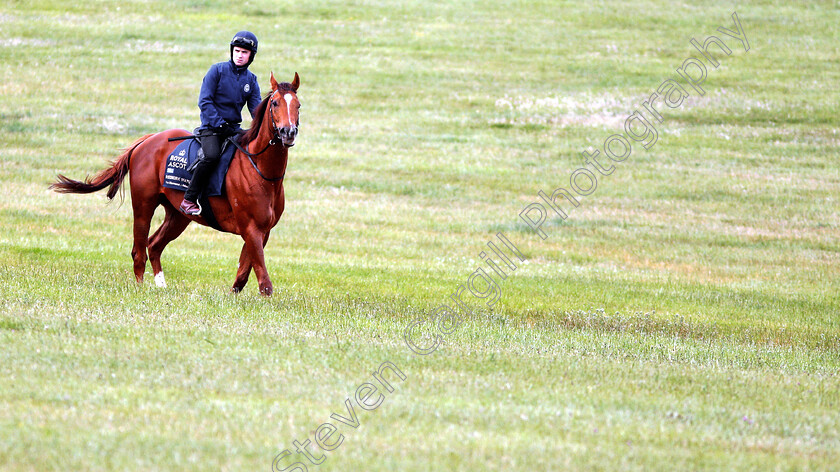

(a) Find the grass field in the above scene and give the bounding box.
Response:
[1,0,839,470]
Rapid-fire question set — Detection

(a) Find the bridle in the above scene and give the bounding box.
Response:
[230,89,298,182]
[268,89,299,145]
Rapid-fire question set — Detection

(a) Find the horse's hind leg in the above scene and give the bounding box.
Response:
[130,197,157,284]
[231,243,252,293]
[148,203,191,288]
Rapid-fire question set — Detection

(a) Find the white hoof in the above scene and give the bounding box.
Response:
[154,272,167,288]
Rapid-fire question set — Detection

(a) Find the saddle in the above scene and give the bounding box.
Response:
[163,135,240,231]
[163,136,237,196]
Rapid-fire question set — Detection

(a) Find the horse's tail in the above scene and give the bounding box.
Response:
[50,134,154,200]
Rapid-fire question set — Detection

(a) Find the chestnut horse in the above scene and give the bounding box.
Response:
[51,72,301,296]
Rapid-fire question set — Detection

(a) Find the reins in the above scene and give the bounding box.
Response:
[229,138,285,182]
[170,90,290,182]
[167,89,293,182]
[236,89,289,182]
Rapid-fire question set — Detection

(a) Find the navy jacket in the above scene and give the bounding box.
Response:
[197,60,261,132]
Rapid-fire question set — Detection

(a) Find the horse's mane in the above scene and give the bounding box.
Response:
[240,83,296,147]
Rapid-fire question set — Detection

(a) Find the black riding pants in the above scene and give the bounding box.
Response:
[184,131,229,202]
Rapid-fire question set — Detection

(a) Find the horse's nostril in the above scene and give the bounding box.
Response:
[279,127,296,141]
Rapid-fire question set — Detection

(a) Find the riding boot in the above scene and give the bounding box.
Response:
[181,160,213,215]
[181,130,224,215]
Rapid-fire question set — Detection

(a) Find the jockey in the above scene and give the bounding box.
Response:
[180,31,262,216]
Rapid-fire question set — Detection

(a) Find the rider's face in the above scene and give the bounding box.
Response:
[232,47,251,66]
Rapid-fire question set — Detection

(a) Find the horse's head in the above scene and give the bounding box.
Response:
[268,71,301,148]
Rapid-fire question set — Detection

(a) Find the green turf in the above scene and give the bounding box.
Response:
[1,1,838,470]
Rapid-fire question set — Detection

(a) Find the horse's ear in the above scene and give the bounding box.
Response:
[270,71,279,91]
[291,72,300,92]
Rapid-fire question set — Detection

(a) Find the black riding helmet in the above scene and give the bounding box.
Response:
[230,31,258,68]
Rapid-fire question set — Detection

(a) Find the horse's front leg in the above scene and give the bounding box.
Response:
[231,231,271,294]
[239,227,273,296]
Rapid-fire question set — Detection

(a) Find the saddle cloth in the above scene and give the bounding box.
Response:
[162,137,236,196]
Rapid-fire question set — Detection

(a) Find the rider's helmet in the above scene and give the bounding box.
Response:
[230,31,258,68]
